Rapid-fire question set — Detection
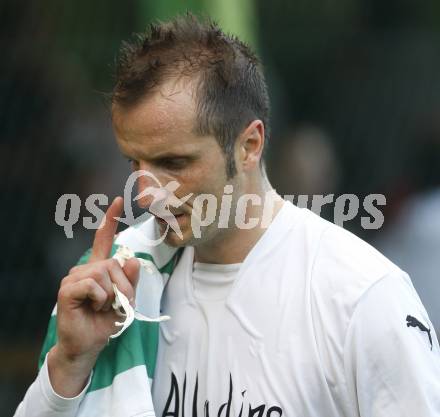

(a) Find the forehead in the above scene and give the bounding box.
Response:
[112,77,200,153]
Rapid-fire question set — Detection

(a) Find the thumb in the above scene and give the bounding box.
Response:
[123,257,140,291]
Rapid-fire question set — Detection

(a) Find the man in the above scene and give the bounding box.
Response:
[15,14,439,417]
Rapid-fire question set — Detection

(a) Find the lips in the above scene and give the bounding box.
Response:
[155,213,185,224]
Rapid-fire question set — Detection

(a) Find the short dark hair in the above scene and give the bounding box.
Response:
[112,13,270,178]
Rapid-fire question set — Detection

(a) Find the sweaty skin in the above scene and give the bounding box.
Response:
[112,77,284,263]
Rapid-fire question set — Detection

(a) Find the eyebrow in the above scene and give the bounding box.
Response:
[122,150,200,161]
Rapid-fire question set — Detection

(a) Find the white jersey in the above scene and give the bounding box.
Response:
[152,202,440,417]
[14,201,440,417]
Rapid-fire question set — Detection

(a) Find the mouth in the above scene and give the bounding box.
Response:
[155,213,185,225]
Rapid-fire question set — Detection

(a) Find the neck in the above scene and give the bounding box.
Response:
[194,180,284,264]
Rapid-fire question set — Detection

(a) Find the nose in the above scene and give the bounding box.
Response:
[135,167,166,210]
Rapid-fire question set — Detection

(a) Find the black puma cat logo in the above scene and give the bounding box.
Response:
[406,315,433,350]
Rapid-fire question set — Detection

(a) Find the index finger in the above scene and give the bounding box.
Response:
[89,196,124,262]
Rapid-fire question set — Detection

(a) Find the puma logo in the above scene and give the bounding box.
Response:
[406,315,433,350]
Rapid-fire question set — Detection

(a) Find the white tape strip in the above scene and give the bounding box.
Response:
[109,246,171,340]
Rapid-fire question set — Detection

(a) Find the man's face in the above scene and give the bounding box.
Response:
[112,78,241,247]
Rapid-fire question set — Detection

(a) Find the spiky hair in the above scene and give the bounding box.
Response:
[113,13,270,178]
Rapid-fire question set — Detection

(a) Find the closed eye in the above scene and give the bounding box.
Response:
[156,157,190,170]
[124,155,194,171]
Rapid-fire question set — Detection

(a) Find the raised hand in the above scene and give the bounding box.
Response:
[47,197,140,397]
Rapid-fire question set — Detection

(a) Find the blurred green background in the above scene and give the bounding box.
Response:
[2,0,440,414]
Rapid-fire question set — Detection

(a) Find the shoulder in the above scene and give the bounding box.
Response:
[272,203,400,310]
[295,209,410,349]
[343,270,440,416]
[304,209,400,309]
[346,269,437,351]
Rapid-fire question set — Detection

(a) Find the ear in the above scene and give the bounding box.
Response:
[236,120,265,171]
